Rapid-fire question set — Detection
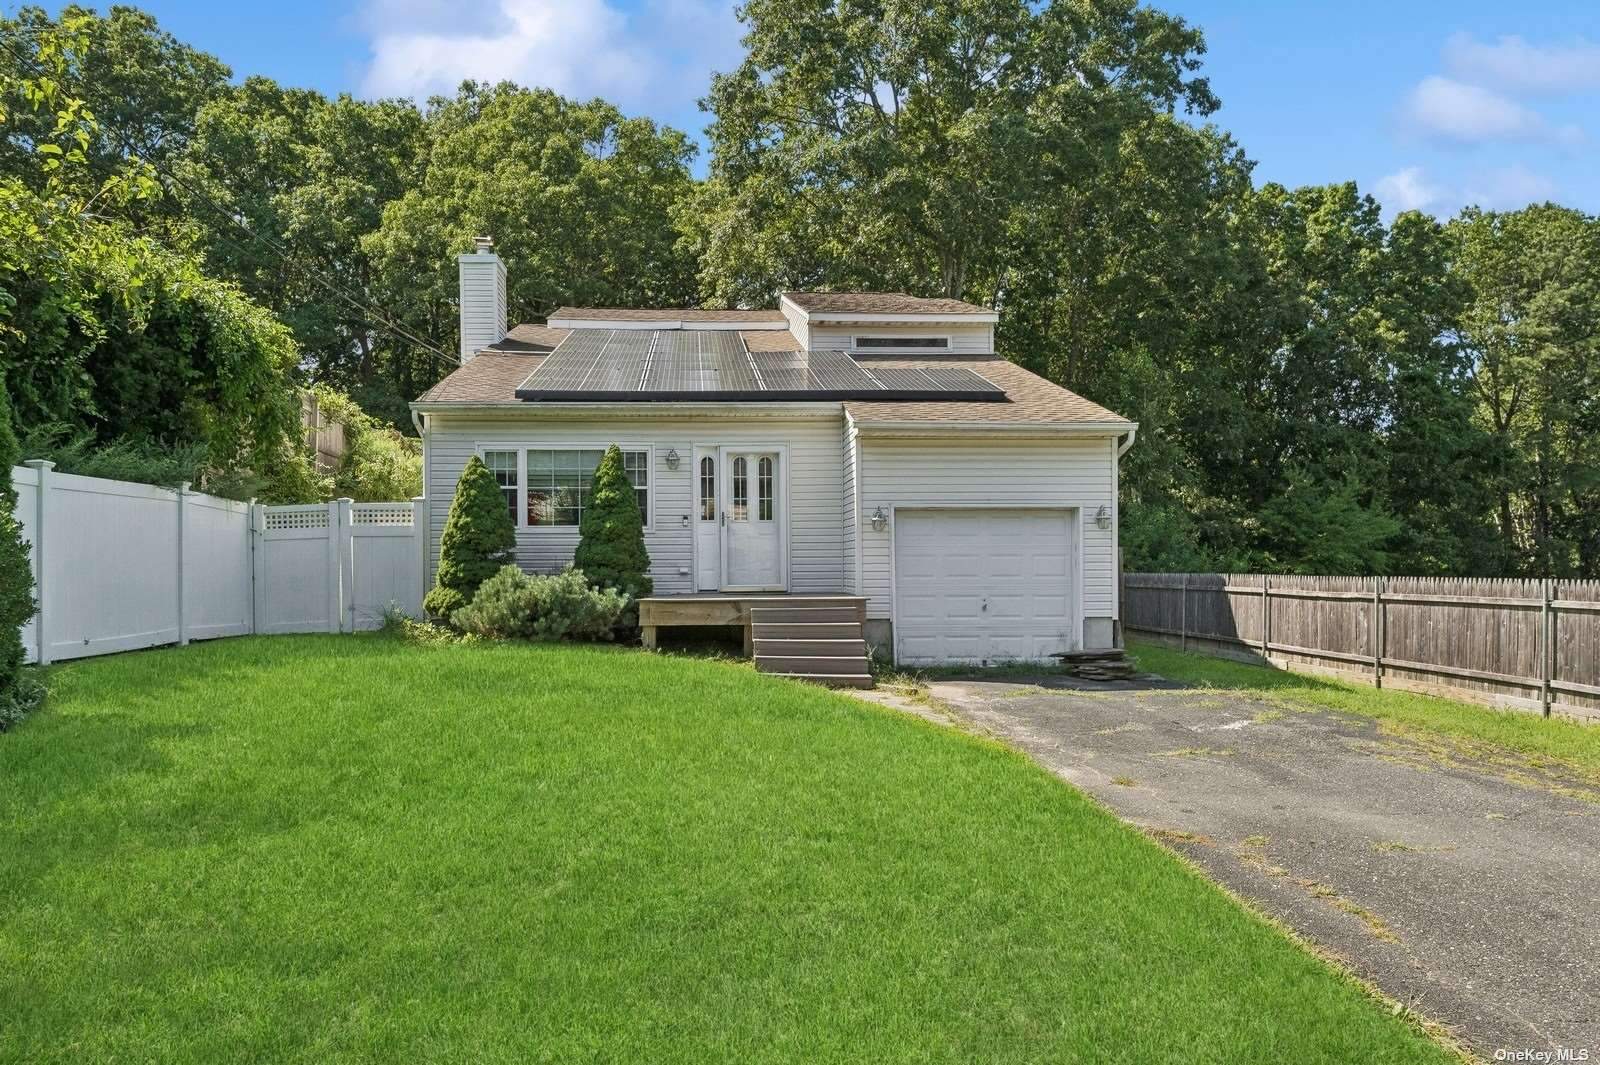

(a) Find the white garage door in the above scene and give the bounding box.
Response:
[894,508,1077,666]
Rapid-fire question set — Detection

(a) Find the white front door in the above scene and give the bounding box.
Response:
[720,448,784,591]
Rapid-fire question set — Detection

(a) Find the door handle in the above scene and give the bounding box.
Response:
[721,511,726,527]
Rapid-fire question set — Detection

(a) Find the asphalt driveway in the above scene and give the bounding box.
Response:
[922,677,1600,1061]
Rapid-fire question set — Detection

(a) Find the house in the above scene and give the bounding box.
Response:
[411,238,1136,680]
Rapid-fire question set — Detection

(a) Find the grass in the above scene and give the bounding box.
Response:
[0,636,1457,1064]
[1130,639,1600,785]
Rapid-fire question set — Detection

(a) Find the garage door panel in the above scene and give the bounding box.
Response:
[895,509,1076,666]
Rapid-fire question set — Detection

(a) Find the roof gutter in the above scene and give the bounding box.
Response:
[1117,427,1138,457]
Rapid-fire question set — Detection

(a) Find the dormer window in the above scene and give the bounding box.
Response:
[851,335,951,352]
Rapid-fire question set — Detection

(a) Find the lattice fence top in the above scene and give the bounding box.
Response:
[352,503,414,526]
[263,506,329,531]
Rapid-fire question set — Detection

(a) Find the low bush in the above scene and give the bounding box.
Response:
[453,566,627,642]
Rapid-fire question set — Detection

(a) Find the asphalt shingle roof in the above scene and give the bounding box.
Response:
[782,291,993,316]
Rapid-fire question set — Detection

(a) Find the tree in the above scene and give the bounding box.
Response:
[0,373,42,728]
[366,82,698,392]
[1,5,230,194]
[310,387,421,502]
[694,0,1217,303]
[424,456,516,621]
[573,445,652,606]
[175,79,429,422]
[1449,205,1600,577]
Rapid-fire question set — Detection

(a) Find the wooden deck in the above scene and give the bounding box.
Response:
[638,593,867,658]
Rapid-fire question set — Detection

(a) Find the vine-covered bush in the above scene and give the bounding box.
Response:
[424,456,516,621]
[453,565,627,641]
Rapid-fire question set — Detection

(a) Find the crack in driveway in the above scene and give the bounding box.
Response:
[917,677,1600,1061]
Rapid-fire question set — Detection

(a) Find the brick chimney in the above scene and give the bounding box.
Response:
[457,236,506,363]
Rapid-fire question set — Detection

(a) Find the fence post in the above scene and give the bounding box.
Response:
[1261,573,1271,656]
[22,460,53,666]
[246,498,258,635]
[1541,578,1552,718]
[177,482,191,646]
[1372,576,1384,689]
[336,498,355,633]
[412,495,428,618]
[1179,572,1188,653]
[251,503,268,635]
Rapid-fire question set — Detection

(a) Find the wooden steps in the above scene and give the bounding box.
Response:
[749,605,872,689]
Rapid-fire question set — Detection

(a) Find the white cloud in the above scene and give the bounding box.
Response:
[1462,164,1559,210]
[357,0,742,116]
[1375,166,1444,213]
[1443,33,1600,95]
[1401,76,1583,145]
[1374,164,1560,217]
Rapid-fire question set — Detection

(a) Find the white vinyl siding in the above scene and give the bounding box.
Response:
[808,322,993,354]
[841,422,859,593]
[857,436,1118,621]
[424,415,846,596]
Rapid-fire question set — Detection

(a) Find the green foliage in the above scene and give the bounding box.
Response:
[452,565,627,641]
[1256,470,1402,575]
[1449,206,1600,577]
[310,387,422,501]
[0,375,43,729]
[573,445,652,605]
[15,422,210,489]
[425,456,516,621]
[365,82,697,352]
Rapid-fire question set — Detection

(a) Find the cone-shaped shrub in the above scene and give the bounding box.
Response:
[1,376,43,729]
[574,445,652,604]
[424,455,516,621]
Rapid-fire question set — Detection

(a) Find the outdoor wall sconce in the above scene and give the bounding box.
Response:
[1095,504,1112,531]
[870,506,889,532]
[664,448,680,470]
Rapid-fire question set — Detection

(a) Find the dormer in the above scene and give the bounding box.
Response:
[779,292,998,355]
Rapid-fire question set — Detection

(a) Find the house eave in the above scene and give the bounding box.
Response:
[410,400,846,421]
[845,416,1138,439]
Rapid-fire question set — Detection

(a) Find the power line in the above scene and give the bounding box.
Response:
[0,29,461,370]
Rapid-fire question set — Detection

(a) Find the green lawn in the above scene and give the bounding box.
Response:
[1130,639,1600,784]
[1,636,1454,1064]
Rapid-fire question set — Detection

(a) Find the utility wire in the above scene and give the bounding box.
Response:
[0,30,461,370]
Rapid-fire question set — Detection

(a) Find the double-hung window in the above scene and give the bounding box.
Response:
[492,447,648,529]
[482,450,519,526]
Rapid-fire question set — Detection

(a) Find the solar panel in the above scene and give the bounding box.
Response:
[515,330,1006,402]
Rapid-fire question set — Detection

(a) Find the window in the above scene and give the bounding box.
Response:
[758,456,773,521]
[521,448,649,528]
[699,456,716,521]
[731,456,748,522]
[483,450,518,525]
[852,336,950,351]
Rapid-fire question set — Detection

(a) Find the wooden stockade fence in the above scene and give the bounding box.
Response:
[1121,573,1600,722]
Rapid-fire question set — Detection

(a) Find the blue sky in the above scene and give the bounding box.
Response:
[61,0,1600,216]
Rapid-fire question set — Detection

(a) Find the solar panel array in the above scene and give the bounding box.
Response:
[514,329,1005,402]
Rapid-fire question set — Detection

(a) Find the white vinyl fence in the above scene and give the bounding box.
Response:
[11,462,427,665]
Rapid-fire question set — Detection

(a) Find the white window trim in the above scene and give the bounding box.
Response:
[849,333,954,354]
[475,443,655,532]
